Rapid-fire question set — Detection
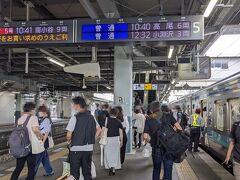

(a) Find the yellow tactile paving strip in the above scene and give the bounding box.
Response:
[0,148,68,180]
[175,160,198,180]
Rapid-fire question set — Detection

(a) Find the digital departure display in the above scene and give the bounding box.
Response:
[78,15,204,42]
[0,20,74,45]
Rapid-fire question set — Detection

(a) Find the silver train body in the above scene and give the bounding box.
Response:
[170,72,240,160]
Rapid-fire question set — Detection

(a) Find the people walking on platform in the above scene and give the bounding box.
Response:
[98,103,110,128]
[10,102,43,180]
[94,103,101,120]
[66,96,101,180]
[143,102,182,180]
[34,105,54,177]
[175,105,188,130]
[188,108,204,152]
[115,106,129,164]
[224,115,240,180]
[133,108,146,149]
[103,107,123,176]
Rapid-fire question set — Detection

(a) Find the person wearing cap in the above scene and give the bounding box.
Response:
[188,108,204,152]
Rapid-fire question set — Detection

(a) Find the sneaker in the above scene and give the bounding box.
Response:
[194,149,200,152]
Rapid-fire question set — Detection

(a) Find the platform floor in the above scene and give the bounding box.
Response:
[0,143,234,180]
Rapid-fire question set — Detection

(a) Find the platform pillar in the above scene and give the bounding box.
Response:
[15,94,22,123]
[57,98,63,118]
[114,46,133,153]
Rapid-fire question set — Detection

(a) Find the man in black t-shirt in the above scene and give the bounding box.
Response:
[143,102,182,180]
[224,120,240,179]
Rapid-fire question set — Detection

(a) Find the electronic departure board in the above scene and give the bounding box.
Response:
[0,20,74,45]
[77,15,204,42]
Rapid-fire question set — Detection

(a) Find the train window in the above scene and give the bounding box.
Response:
[229,99,240,125]
[216,102,224,131]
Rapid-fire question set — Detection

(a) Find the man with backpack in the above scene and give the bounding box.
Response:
[143,102,183,180]
[10,102,43,180]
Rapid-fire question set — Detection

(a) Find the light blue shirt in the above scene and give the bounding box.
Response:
[40,118,51,134]
[66,114,99,151]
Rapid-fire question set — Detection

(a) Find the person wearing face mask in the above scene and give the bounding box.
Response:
[34,105,54,177]
[11,102,43,180]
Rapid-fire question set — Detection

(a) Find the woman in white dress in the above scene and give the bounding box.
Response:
[104,108,123,176]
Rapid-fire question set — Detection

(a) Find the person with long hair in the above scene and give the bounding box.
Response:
[134,108,146,148]
[115,106,129,164]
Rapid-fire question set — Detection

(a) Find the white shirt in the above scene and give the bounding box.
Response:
[134,113,146,133]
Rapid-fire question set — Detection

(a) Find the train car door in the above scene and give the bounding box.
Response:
[229,98,240,131]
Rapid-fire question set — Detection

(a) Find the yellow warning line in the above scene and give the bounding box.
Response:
[0,149,68,180]
[175,159,198,180]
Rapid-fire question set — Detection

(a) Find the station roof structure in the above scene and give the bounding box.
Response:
[0,0,240,100]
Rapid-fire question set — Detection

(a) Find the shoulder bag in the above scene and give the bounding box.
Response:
[99,118,108,145]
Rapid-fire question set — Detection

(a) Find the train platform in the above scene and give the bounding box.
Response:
[0,143,234,180]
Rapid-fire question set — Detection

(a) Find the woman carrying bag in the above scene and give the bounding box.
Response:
[102,108,123,176]
[11,102,44,180]
[34,105,54,177]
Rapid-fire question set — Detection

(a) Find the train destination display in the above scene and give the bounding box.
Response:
[78,15,204,42]
[0,20,74,45]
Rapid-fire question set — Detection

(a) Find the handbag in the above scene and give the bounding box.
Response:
[99,118,108,145]
[30,129,45,154]
[48,135,54,149]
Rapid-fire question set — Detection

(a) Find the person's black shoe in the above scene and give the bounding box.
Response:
[194,149,200,152]
[188,149,192,152]
[109,168,114,176]
[43,172,54,177]
[112,167,116,176]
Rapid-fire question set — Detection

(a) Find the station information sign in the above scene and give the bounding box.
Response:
[77,15,204,42]
[133,84,159,91]
[0,20,74,45]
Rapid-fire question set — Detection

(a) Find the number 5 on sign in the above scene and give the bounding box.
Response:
[144,84,152,90]
[193,22,200,33]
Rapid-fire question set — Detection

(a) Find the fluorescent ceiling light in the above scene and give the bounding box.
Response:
[205,34,240,57]
[204,0,218,17]
[46,56,65,67]
[106,86,111,90]
[168,46,174,59]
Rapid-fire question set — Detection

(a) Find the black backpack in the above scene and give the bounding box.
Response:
[156,114,190,163]
[9,115,31,158]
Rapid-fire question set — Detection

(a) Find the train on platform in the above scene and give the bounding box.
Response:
[170,72,240,162]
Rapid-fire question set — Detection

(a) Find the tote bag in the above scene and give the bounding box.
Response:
[99,118,108,145]
[48,135,54,149]
[30,129,45,154]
